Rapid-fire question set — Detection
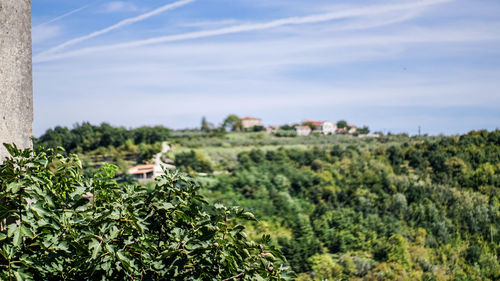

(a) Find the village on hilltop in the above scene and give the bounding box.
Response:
[237,116,379,138]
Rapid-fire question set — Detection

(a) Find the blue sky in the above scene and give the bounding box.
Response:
[32,0,500,136]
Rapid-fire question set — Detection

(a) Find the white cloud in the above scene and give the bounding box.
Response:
[35,0,196,57]
[100,1,140,13]
[34,22,500,109]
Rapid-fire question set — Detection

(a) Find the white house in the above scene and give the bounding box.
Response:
[128,163,165,183]
[295,126,312,136]
[348,125,357,134]
[302,120,337,135]
[320,121,337,135]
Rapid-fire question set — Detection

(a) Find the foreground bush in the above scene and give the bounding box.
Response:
[0,144,290,280]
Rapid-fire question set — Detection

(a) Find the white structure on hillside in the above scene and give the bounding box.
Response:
[348,125,357,134]
[295,126,312,136]
[320,121,337,135]
[241,117,262,130]
[302,120,337,135]
[128,163,165,184]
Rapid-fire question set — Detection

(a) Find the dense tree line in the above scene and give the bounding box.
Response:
[34,122,171,153]
[175,150,214,173]
[207,130,500,280]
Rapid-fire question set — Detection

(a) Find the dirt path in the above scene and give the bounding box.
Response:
[154,142,176,169]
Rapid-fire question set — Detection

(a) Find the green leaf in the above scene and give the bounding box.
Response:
[109,226,119,240]
[89,238,102,259]
[116,250,131,268]
[69,185,86,199]
[3,143,20,157]
[233,224,245,233]
[7,182,23,193]
[21,225,34,239]
[14,271,24,281]
[13,227,23,247]
[30,204,48,218]
[7,224,18,237]
[240,212,256,221]
[157,202,174,211]
[13,269,32,281]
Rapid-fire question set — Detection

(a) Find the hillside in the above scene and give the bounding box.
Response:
[34,125,500,280]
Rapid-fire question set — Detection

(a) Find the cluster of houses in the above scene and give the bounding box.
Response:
[240,117,362,137]
[294,120,357,136]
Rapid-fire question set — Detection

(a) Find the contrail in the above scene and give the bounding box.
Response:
[38,0,195,56]
[34,1,101,28]
[34,0,453,63]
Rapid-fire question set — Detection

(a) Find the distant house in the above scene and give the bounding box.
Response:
[295,126,312,136]
[320,121,337,135]
[302,120,337,135]
[241,117,262,130]
[348,125,357,134]
[128,163,165,183]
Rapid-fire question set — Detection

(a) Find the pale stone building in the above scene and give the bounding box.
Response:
[295,126,312,136]
[128,163,165,184]
[319,121,337,135]
[240,117,262,130]
[302,120,337,135]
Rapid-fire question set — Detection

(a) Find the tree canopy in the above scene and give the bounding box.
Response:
[222,115,243,132]
[0,144,290,280]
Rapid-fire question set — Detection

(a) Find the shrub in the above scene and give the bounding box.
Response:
[0,144,290,280]
[175,150,213,173]
[275,130,297,138]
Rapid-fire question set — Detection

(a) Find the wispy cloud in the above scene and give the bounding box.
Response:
[178,19,240,28]
[34,1,96,27]
[34,0,453,63]
[100,1,141,13]
[36,0,195,57]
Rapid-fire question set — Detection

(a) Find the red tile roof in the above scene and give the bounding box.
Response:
[302,120,324,126]
[295,126,311,130]
[128,164,156,175]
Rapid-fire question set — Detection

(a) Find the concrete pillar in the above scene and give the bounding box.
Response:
[0,0,33,161]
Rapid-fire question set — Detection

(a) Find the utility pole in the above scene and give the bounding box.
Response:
[0,0,33,161]
[418,126,421,137]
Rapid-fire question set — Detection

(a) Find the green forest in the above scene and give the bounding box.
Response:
[18,124,500,280]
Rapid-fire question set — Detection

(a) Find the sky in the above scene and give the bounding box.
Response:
[32,0,500,136]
